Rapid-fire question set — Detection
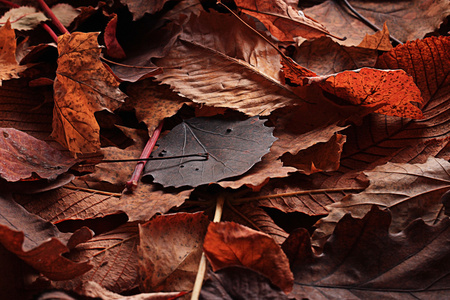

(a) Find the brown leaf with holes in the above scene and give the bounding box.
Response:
[139,212,209,292]
[52,32,126,154]
[0,20,28,85]
[203,221,293,293]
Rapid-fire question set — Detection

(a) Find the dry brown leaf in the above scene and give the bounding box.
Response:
[313,157,450,246]
[235,0,335,41]
[155,11,306,116]
[357,22,393,51]
[291,37,378,76]
[0,21,28,85]
[54,222,139,293]
[203,221,293,293]
[303,0,450,46]
[0,7,48,31]
[52,32,126,154]
[0,128,77,182]
[139,212,209,292]
[120,0,172,20]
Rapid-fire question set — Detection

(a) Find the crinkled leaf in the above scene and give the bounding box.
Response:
[0,128,77,182]
[52,32,126,154]
[144,117,276,188]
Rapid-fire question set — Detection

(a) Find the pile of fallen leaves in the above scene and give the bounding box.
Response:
[1,0,450,299]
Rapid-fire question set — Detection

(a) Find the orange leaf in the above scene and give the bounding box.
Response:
[0,20,27,85]
[203,221,293,293]
[235,0,337,41]
[357,22,393,51]
[52,32,126,155]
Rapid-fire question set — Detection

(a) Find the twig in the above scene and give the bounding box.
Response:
[36,0,69,34]
[101,153,208,163]
[125,121,164,192]
[190,194,226,300]
[340,0,403,45]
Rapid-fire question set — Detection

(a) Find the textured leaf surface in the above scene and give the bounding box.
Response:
[0,7,48,31]
[235,0,334,41]
[139,213,209,292]
[55,222,139,293]
[144,117,276,188]
[303,0,450,46]
[154,11,306,116]
[357,22,393,51]
[0,193,92,280]
[52,32,126,154]
[0,128,77,182]
[0,21,28,85]
[203,221,293,293]
[200,266,289,300]
[289,207,450,298]
[314,157,450,243]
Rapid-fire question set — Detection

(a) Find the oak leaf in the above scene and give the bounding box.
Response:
[0,21,28,85]
[234,0,335,41]
[52,32,126,154]
[0,128,77,182]
[288,206,450,298]
[0,193,92,280]
[138,213,209,292]
[203,221,293,293]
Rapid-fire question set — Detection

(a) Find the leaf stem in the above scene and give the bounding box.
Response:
[102,153,208,163]
[340,0,403,45]
[63,185,122,197]
[125,121,164,192]
[36,0,69,35]
[190,194,226,300]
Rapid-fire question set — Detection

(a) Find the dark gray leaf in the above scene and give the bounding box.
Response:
[143,117,276,187]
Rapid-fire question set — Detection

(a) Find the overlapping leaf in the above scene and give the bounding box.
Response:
[0,21,28,85]
[52,32,126,154]
[0,7,48,31]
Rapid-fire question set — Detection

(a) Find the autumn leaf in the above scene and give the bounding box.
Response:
[203,221,293,293]
[357,22,393,51]
[0,193,92,280]
[200,266,290,300]
[0,7,48,31]
[287,206,450,298]
[0,20,28,85]
[120,0,172,20]
[139,213,209,292]
[234,0,336,41]
[302,0,450,45]
[314,157,450,245]
[52,32,126,154]
[104,14,126,60]
[154,11,307,116]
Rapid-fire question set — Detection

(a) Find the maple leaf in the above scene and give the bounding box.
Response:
[52,32,126,154]
[0,20,28,85]
[286,206,450,298]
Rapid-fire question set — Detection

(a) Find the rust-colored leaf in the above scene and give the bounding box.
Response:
[0,128,77,182]
[0,20,28,85]
[357,22,393,51]
[104,14,126,60]
[52,32,126,154]
[289,206,450,298]
[234,0,336,41]
[203,221,293,293]
[0,193,92,280]
[139,212,209,292]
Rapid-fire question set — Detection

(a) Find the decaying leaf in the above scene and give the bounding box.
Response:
[0,128,77,182]
[0,21,28,85]
[200,266,290,300]
[144,117,276,188]
[203,221,293,293]
[234,0,335,41]
[0,7,48,31]
[314,157,450,245]
[288,206,450,298]
[139,212,209,292]
[0,193,92,280]
[52,32,126,154]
